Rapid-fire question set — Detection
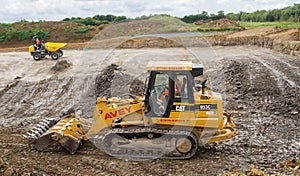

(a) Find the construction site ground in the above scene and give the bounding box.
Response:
[0,32,299,175]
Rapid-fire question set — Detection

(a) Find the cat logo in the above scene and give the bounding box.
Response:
[175,105,186,112]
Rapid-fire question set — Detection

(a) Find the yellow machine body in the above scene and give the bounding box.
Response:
[25,61,236,159]
[29,42,67,54]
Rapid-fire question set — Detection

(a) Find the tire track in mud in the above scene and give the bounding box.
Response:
[0,77,21,98]
[271,55,300,72]
[252,55,296,91]
[214,52,299,174]
[0,77,74,127]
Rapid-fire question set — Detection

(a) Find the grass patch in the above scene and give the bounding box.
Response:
[73,26,94,34]
[240,21,300,29]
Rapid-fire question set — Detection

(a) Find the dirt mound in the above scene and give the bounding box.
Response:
[95,64,144,98]
[223,57,299,158]
[195,18,242,29]
[95,64,120,97]
[222,57,299,115]
[228,27,279,37]
[206,28,300,58]
[51,60,72,72]
[94,16,195,40]
[117,37,183,48]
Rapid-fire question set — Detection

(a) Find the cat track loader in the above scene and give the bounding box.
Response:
[24,61,236,159]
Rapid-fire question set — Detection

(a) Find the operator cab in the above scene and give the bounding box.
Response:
[145,61,203,117]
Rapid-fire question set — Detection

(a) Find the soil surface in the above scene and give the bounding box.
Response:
[0,45,299,175]
[194,18,243,30]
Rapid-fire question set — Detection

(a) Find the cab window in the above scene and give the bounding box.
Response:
[149,73,169,116]
[174,74,188,99]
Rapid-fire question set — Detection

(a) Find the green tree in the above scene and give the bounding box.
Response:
[226,13,238,21]
[217,10,226,19]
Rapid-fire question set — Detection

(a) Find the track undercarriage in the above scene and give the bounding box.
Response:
[90,127,199,160]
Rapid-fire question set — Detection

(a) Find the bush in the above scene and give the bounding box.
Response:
[0,32,7,42]
[36,30,50,39]
[73,26,88,34]
[65,26,71,33]
[0,27,49,42]
[1,23,12,27]
[74,17,101,26]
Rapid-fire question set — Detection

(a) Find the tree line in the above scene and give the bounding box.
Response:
[62,3,299,26]
[181,3,299,23]
[62,14,127,26]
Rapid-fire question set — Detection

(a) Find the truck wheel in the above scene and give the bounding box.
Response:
[51,52,59,60]
[58,50,63,57]
[33,53,41,61]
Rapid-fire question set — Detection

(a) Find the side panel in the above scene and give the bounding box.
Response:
[45,42,67,52]
[152,99,223,129]
[195,98,224,129]
[29,45,34,55]
[86,101,143,138]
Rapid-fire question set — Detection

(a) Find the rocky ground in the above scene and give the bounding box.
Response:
[0,44,299,175]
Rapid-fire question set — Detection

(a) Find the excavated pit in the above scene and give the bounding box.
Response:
[0,46,299,175]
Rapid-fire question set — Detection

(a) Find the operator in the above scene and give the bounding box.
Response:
[32,34,41,50]
[174,78,182,96]
[157,87,169,106]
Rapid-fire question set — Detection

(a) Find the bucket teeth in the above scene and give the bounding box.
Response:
[33,126,46,131]
[23,132,40,142]
[39,122,50,127]
[24,116,83,154]
[26,131,37,137]
[36,124,49,131]
[38,121,50,126]
[33,128,45,135]
[23,134,37,142]
[31,130,43,136]
[24,117,60,142]
[45,118,60,125]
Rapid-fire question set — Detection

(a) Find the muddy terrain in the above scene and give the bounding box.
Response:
[0,43,299,175]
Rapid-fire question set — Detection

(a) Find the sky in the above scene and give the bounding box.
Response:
[0,0,298,23]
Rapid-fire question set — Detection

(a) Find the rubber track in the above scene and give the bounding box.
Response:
[90,127,198,160]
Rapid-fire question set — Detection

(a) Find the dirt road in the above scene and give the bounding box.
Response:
[0,46,299,175]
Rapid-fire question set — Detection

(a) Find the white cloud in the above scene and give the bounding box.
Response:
[0,0,297,23]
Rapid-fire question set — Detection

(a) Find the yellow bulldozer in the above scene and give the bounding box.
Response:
[24,61,236,159]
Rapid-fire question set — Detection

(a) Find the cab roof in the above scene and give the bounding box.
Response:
[147,61,203,77]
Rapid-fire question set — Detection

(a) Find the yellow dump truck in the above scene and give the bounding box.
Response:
[29,42,67,61]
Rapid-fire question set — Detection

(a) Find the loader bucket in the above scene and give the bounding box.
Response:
[24,115,85,154]
[59,136,81,154]
[33,133,55,151]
